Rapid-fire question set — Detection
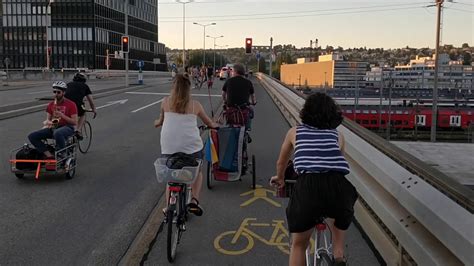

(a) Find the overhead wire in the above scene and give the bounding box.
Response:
[159,5,431,23]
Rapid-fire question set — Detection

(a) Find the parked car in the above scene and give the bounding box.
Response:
[0,71,7,80]
[219,67,229,80]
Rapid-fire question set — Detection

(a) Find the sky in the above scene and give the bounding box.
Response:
[157,0,473,50]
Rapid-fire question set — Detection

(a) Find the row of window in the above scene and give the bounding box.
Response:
[94,0,157,24]
[2,2,46,15]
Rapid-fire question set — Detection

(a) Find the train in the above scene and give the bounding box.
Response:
[341,106,474,130]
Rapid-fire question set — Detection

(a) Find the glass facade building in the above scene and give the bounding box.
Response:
[1,0,166,71]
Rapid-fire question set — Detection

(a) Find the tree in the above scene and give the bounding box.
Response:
[463,52,472,65]
[461,43,469,49]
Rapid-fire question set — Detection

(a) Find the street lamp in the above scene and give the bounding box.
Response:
[176,0,194,68]
[46,0,54,69]
[215,44,228,68]
[193,22,215,66]
[206,34,223,75]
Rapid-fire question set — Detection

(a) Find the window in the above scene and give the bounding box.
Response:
[450,115,461,127]
[416,115,426,126]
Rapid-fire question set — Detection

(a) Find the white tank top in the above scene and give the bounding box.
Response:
[160,101,203,154]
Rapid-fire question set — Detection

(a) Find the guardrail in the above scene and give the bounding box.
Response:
[256,73,473,266]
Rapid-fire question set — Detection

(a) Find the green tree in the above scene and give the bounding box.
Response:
[462,43,469,49]
[463,52,472,65]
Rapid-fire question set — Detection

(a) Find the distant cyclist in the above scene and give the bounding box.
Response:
[65,73,97,138]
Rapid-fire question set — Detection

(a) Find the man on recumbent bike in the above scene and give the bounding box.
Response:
[28,81,78,160]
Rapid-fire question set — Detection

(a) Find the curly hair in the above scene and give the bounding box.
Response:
[299,93,343,129]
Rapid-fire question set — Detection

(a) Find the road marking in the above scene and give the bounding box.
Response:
[125,91,221,97]
[96,99,129,110]
[240,185,281,207]
[28,90,50,95]
[214,217,293,255]
[131,98,164,113]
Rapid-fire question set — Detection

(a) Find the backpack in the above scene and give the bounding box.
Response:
[15,145,42,170]
[166,152,198,170]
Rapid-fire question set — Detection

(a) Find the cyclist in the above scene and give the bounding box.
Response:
[28,81,78,159]
[270,93,357,266]
[65,72,97,139]
[221,63,256,128]
[155,74,218,216]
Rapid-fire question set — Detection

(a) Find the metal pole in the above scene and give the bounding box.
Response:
[324,71,327,93]
[213,39,216,75]
[379,69,383,132]
[387,70,393,140]
[46,0,51,70]
[125,0,129,88]
[431,0,444,142]
[269,37,273,77]
[183,4,186,68]
[203,26,206,65]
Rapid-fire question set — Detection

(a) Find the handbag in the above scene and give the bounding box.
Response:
[166,152,198,170]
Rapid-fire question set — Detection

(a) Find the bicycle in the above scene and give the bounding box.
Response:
[77,106,96,153]
[154,156,202,263]
[306,217,333,266]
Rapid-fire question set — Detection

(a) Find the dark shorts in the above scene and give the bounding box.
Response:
[161,149,203,160]
[286,172,358,233]
[75,102,85,116]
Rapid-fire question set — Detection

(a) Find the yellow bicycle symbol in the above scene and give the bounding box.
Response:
[214,218,314,255]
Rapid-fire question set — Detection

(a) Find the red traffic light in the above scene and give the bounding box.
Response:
[245,38,252,54]
[122,36,129,53]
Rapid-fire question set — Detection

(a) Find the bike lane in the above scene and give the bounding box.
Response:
[143,78,380,266]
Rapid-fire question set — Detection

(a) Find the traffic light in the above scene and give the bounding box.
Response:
[122,36,129,53]
[245,38,252,54]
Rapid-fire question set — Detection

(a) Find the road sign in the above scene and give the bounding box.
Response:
[137,60,144,68]
[256,52,261,60]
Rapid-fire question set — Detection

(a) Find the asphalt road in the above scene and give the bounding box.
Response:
[0,75,172,107]
[0,77,221,265]
[0,76,380,265]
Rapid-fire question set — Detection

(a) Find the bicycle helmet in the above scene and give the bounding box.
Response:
[73,72,87,82]
[52,81,67,91]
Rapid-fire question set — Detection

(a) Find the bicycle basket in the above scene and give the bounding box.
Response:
[154,158,202,184]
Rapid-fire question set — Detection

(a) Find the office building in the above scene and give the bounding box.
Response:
[0,0,166,71]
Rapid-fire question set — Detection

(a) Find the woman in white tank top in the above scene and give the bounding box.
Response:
[154,74,218,216]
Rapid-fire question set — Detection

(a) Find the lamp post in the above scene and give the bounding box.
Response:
[215,44,228,69]
[176,0,194,69]
[206,34,223,75]
[46,0,53,70]
[193,22,215,66]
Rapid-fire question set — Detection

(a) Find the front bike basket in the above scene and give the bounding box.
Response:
[154,158,202,184]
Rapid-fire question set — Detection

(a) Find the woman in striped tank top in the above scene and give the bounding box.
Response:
[270,93,357,266]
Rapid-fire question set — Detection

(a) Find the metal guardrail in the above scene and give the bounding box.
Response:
[256,73,473,266]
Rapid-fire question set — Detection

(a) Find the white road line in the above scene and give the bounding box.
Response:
[131,99,164,113]
[125,91,221,97]
[28,90,50,95]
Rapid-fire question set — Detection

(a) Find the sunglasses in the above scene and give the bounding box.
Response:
[53,90,63,94]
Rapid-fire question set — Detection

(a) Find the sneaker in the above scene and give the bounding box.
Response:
[187,197,203,216]
[75,131,83,141]
[333,257,347,266]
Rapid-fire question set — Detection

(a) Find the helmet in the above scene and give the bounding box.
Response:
[52,81,67,90]
[73,72,87,82]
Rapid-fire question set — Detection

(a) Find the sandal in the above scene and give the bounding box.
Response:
[187,197,203,216]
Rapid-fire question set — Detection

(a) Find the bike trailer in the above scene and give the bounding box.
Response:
[205,126,245,181]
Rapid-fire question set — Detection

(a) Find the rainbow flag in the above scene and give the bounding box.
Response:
[205,130,219,164]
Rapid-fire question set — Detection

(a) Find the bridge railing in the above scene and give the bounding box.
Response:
[256,73,473,266]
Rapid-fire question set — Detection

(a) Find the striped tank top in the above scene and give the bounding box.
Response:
[294,124,350,175]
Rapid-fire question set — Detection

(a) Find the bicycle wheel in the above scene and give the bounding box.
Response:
[78,121,92,153]
[214,230,254,255]
[316,251,332,266]
[206,161,213,189]
[167,206,179,262]
[251,155,256,189]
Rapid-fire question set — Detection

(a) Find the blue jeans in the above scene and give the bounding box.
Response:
[28,126,74,154]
